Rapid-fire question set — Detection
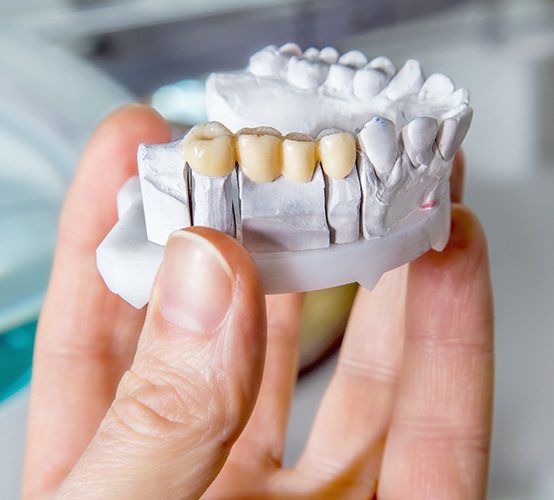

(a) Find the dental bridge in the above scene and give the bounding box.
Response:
[96,43,473,308]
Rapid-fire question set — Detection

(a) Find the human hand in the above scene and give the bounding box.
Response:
[23,105,493,499]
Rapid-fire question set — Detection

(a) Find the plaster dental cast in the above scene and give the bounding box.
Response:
[24,44,493,500]
[96,44,472,308]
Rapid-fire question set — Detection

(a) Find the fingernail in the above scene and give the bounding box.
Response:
[159,231,234,332]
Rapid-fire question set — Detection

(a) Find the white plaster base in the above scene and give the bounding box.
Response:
[97,176,451,309]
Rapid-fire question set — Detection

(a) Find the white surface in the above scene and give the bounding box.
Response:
[96,176,450,308]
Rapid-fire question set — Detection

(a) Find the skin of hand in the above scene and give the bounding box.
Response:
[22,105,493,500]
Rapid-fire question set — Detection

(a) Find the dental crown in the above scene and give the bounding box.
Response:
[138,43,472,252]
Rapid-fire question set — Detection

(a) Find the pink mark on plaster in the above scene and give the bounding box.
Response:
[420,199,439,210]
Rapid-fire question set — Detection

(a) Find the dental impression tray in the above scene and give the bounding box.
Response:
[97,44,473,308]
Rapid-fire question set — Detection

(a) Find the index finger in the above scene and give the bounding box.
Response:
[24,105,171,497]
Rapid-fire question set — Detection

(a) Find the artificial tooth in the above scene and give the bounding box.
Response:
[353,67,388,98]
[338,50,368,68]
[319,46,339,63]
[357,117,398,180]
[317,130,357,179]
[304,47,320,60]
[286,56,329,90]
[279,42,302,56]
[386,60,424,100]
[402,117,439,166]
[325,63,356,91]
[367,56,396,77]
[437,106,473,161]
[179,122,235,177]
[249,46,288,77]
[442,89,470,113]
[418,73,455,101]
[282,133,317,183]
[236,127,283,182]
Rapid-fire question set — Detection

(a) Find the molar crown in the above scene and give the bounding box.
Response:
[179,121,236,177]
[286,56,329,90]
[249,45,288,77]
[367,56,396,77]
[338,50,368,68]
[319,46,339,63]
[279,42,302,56]
[325,64,356,92]
[353,65,389,98]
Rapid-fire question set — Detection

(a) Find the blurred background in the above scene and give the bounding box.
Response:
[1,0,553,498]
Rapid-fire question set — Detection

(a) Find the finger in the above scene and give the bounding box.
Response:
[23,105,171,498]
[295,153,467,496]
[296,267,408,497]
[57,228,267,500]
[450,150,465,203]
[229,293,304,466]
[379,205,494,499]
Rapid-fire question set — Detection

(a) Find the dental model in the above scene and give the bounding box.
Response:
[97,44,473,308]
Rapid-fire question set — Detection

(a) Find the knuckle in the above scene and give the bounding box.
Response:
[110,378,189,442]
[106,367,228,448]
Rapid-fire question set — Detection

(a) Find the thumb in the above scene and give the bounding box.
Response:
[58,228,266,499]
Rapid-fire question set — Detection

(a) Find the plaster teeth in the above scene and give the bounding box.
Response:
[286,56,329,90]
[442,88,470,112]
[353,67,388,98]
[437,106,473,161]
[249,46,288,77]
[317,130,357,180]
[418,73,455,101]
[179,122,235,177]
[338,50,368,68]
[357,117,398,180]
[386,59,425,100]
[282,133,317,183]
[325,63,356,91]
[367,56,396,77]
[402,117,439,166]
[319,46,339,63]
[304,47,320,60]
[279,42,302,56]
[236,127,283,182]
